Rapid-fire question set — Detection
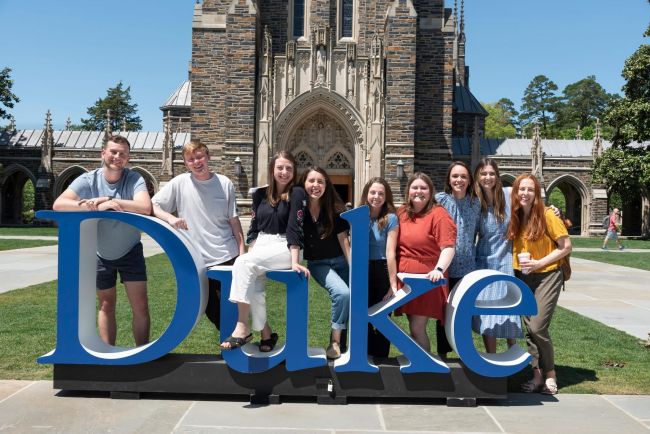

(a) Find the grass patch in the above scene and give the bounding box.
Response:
[572,252,650,271]
[571,237,650,249]
[0,227,58,236]
[0,239,58,251]
[1,253,649,394]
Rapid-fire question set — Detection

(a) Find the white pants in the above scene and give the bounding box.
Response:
[229,233,292,331]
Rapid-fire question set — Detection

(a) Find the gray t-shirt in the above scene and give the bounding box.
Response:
[68,167,147,260]
[152,172,239,266]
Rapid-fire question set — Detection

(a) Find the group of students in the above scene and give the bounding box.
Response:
[218,150,572,396]
[53,136,571,397]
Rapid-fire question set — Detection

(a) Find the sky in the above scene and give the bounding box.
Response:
[0,0,648,131]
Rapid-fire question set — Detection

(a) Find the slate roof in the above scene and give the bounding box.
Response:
[452,138,611,157]
[0,130,190,150]
[453,84,488,116]
[161,80,191,109]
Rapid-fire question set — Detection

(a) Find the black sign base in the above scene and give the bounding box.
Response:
[53,354,506,407]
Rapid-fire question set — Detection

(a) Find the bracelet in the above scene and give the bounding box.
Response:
[435,266,444,273]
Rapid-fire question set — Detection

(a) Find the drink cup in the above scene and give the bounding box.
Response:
[517,252,531,274]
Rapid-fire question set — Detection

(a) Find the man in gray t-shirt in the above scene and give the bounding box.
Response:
[53,135,153,347]
[153,139,244,333]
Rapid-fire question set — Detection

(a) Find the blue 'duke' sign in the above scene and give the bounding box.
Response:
[36,206,537,378]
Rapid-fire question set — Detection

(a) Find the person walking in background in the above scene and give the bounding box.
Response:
[472,159,523,353]
[152,139,245,334]
[394,173,456,353]
[52,135,152,347]
[221,151,309,352]
[299,167,350,360]
[508,174,572,395]
[602,208,624,250]
[359,177,399,358]
[434,161,480,357]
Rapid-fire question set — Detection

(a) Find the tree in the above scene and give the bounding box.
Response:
[520,75,562,135]
[0,67,20,120]
[496,98,521,134]
[483,101,517,138]
[556,76,612,130]
[604,20,650,146]
[80,82,142,131]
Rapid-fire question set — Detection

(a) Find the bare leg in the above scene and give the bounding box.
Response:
[506,338,516,348]
[220,302,251,349]
[330,328,342,344]
[482,335,497,353]
[97,287,117,346]
[124,281,150,346]
[407,314,431,353]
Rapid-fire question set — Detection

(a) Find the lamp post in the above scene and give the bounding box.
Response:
[396,159,404,179]
[234,157,242,176]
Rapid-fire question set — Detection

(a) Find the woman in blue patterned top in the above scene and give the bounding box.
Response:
[472,158,523,352]
[359,178,399,358]
[434,161,481,356]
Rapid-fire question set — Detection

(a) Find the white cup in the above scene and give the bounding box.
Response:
[517,252,531,274]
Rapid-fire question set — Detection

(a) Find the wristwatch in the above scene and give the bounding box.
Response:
[435,266,444,273]
[107,195,115,201]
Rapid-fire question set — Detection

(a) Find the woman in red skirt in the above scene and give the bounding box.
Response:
[395,172,457,353]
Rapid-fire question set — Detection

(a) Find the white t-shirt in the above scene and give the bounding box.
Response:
[152,172,239,266]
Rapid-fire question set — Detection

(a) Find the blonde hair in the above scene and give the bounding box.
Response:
[182,139,209,160]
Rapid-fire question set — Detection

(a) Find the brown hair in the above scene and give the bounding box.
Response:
[473,158,506,222]
[267,150,297,206]
[104,134,130,149]
[182,139,209,159]
[298,166,345,239]
[443,161,474,197]
[506,174,546,241]
[359,177,396,231]
[399,172,437,220]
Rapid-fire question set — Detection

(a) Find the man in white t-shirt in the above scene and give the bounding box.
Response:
[53,135,153,346]
[152,140,245,333]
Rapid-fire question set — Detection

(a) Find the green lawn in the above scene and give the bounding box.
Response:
[0,239,58,251]
[571,237,650,249]
[1,253,649,394]
[572,251,650,271]
[0,227,58,236]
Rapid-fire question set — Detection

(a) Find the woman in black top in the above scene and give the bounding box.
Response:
[221,151,309,352]
[299,167,351,360]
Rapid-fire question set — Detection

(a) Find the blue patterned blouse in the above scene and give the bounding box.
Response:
[435,192,480,278]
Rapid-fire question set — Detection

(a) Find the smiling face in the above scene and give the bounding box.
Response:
[449,164,470,198]
[304,170,326,202]
[101,140,130,172]
[273,157,294,192]
[517,178,536,211]
[367,182,386,213]
[409,178,431,212]
[478,164,497,192]
[184,149,211,180]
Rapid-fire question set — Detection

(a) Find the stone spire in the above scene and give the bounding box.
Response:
[460,0,465,35]
[65,117,72,131]
[40,110,54,174]
[8,116,16,133]
[454,0,458,36]
[121,117,127,133]
[576,125,582,140]
[531,123,545,194]
[103,109,112,145]
[592,118,603,158]
[161,112,173,176]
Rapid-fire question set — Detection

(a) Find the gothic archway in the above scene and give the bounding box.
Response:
[131,167,158,197]
[54,165,88,198]
[0,164,37,225]
[546,174,589,235]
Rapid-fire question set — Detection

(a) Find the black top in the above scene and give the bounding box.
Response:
[303,210,350,260]
[247,186,306,248]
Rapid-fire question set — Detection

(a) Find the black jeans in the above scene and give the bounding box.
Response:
[368,260,391,357]
[205,257,237,331]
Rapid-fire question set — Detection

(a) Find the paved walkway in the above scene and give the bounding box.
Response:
[0,235,163,294]
[0,381,649,433]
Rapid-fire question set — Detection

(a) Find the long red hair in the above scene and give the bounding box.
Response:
[506,174,546,241]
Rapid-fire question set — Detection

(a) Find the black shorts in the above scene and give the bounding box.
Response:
[96,242,147,290]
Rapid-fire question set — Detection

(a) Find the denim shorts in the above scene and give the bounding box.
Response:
[96,242,147,290]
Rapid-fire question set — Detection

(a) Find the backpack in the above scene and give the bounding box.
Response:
[602,215,610,229]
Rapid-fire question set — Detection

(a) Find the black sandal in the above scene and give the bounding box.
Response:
[259,332,279,352]
[220,333,252,350]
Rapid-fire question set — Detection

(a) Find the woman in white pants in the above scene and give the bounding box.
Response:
[220,151,309,352]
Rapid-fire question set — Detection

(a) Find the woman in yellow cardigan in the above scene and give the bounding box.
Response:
[507,174,572,395]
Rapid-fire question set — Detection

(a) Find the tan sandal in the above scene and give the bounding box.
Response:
[541,378,558,395]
